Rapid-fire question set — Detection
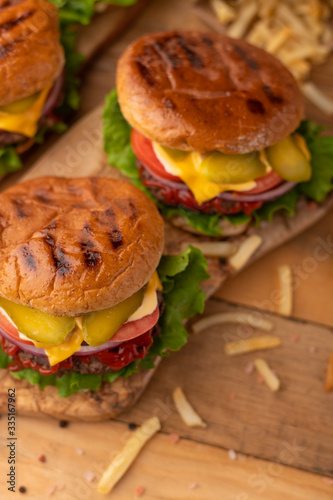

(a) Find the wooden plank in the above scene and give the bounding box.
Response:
[112,299,333,475]
[0,417,332,500]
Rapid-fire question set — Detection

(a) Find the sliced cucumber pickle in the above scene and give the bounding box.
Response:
[0,93,39,114]
[0,297,75,345]
[266,135,312,182]
[159,145,190,161]
[82,287,145,346]
[200,151,266,184]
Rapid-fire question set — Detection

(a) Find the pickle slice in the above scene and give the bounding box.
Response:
[0,93,40,114]
[82,287,145,346]
[266,135,312,182]
[0,297,75,345]
[200,151,266,184]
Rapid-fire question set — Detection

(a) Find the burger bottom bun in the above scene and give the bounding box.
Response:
[0,362,159,421]
[169,214,249,238]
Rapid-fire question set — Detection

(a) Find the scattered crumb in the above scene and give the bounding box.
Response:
[128,422,138,431]
[59,420,69,428]
[189,483,198,490]
[290,334,299,343]
[135,485,145,497]
[46,485,57,496]
[168,433,180,444]
[322,477,333,486]
[38,454,46,463]
[245,361,254,374]
[19,486,27,494]
[309,346,317,354]
[84,471,96,483]
[76,448,84,456]
[228,449,237,461]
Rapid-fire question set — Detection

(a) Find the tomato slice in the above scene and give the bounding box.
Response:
[0,310,34,346]
[246,171,283,194]
[131,129,182,182]
[110,306,159,343]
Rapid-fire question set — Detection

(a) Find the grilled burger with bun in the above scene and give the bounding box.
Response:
[0,176,208,420]
[0,0,64,169]
[107,31,321,237]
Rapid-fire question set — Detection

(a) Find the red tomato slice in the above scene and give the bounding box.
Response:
[110,305,159,343]
[0,311,34,346]
[245,171,283,194]
[131,129,182,182]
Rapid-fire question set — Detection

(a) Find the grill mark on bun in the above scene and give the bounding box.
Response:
[0,9,35,35]
[35,189,52,205]
[164,97,176,109]
[136,60,155,87]
[45,220,57,231]
[202,35,213,47]
[232,44,259,70]
[12,198,27,218]
[0,38,22,60]
[20,244,36,271]
[43,232,71,276]
[247,99,265,115]
[263,85,284,104]
[0,0,24,12]
[153,40,180,69]
[109,229,123,249]
[81,240,101,268]
[175,34,203,69]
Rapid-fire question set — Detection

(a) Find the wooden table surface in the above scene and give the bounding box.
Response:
[1,0,333,499]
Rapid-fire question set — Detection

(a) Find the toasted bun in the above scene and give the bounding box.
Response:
[0,0,64,106]
[117,31,304,154]
[0,177,164,316]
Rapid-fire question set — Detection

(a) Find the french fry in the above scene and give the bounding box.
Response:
[254,358,281,391]
[173,387,207,428]
[302,82,333,116]
[192,311,273,334]
[180,240,237,258]
[266,26,291,54]
[277,265,293,317]
[97,417,161,495]
[210,0,236,24]
[227,0,257,39]
[228,234,263,271]
[225,335,281,356]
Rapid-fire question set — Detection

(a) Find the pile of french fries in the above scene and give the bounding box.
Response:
[210,0,333,115]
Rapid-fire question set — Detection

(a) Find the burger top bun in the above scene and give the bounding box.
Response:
[0,0,64,106]
[0,177,164,317]
[117,31,304,154]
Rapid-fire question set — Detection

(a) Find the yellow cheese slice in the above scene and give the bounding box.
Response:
[126,271,161,323]
[45,328,84,367]
[0,84,52,138]
[153,143,257,205]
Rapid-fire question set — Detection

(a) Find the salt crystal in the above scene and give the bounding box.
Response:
[168,433,180,444]
[322,477,333,486]
[84,471,96,483]
[135,485,145,496]
[46,485,57,496]
[245,361,254,374]
[189,483,198,489]
[309,346,317,354]
[76,448,84,456]
[228,449,237,461]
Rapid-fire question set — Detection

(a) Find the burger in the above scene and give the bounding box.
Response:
[103,31,333,237]
[0,177,208,417]
[0,0,65,175]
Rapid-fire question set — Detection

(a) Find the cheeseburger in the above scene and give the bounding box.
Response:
[105,31,331,237]
[0,0,64,173]
[0,177,207,403]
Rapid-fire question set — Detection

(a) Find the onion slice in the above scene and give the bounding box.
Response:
[42,71,65,117]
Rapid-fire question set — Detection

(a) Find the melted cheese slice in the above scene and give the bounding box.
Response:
[153,143,257,205]
[0,84,52,138]
[1,272,161,366]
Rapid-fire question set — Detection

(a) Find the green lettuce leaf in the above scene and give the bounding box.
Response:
[1,246,208,397]
[297,120,333,202]
[0,147,22,176]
